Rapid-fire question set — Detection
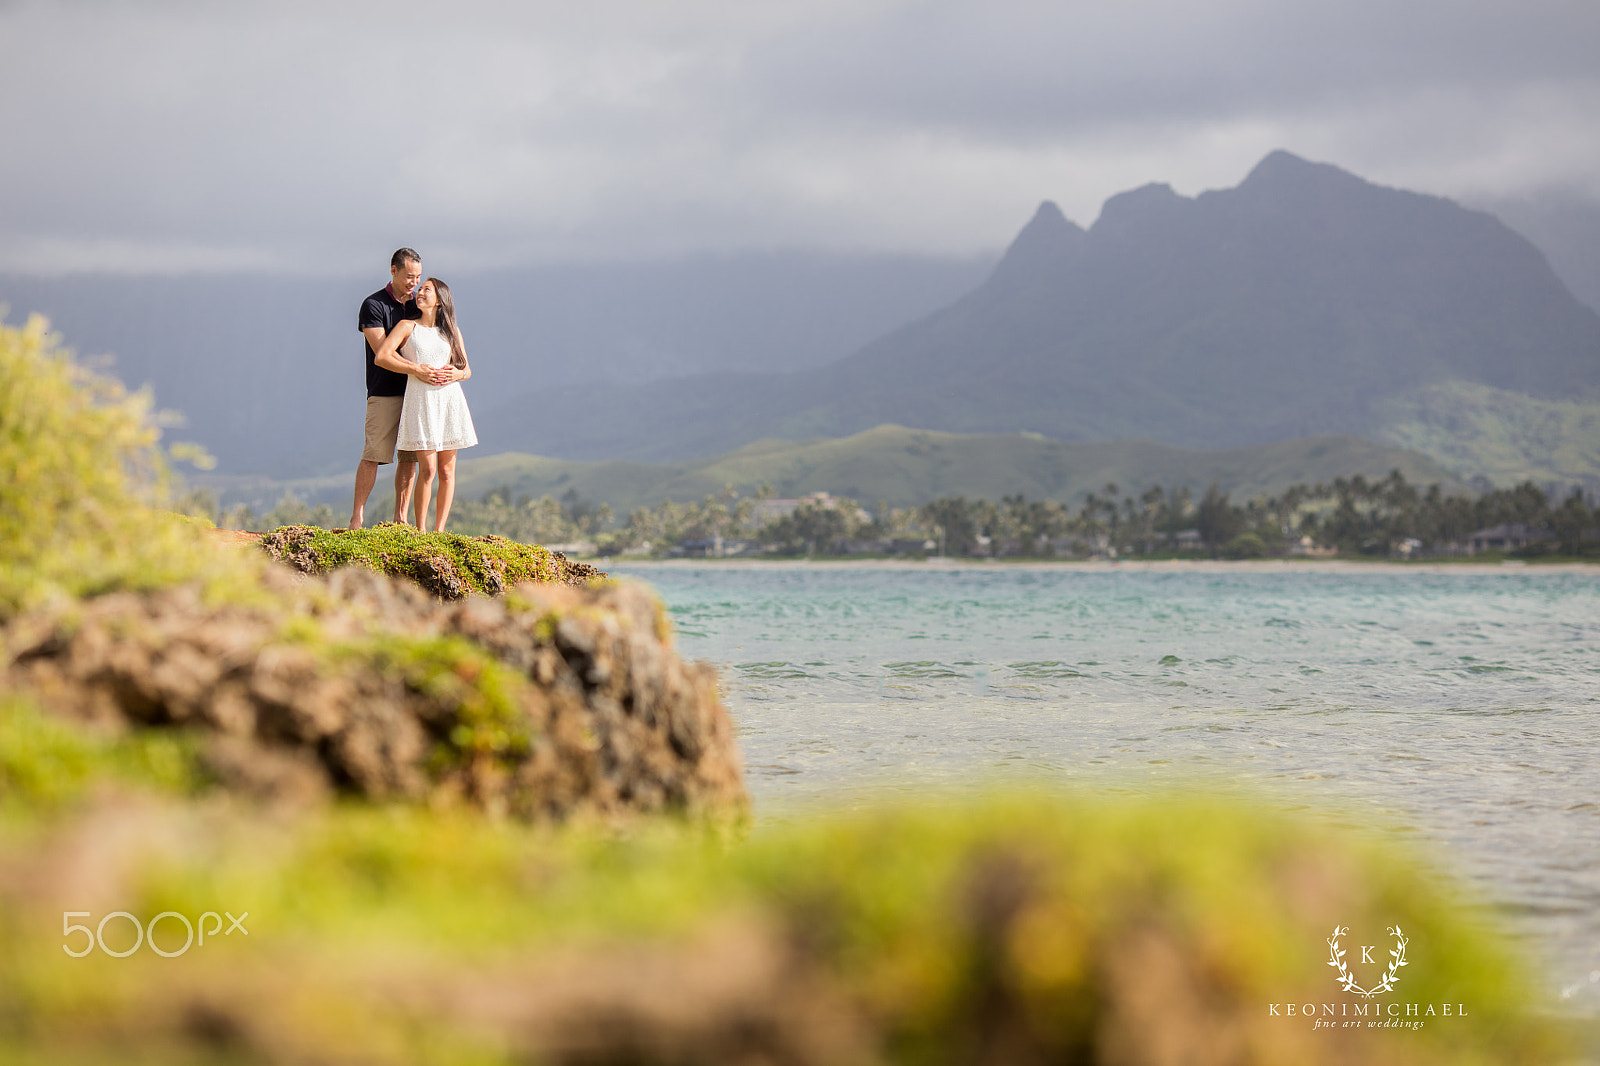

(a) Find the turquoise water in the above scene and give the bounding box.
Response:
[616,560,1600,1011]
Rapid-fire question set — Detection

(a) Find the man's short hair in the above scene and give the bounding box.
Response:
[390,247,421,269]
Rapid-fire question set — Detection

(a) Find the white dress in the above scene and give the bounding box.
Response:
[396,325,477,452]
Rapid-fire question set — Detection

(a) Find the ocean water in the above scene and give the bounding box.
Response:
[615,560,1600,1013]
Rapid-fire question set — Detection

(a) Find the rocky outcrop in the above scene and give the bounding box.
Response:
[255,524,606,599]
[1,567,745,820]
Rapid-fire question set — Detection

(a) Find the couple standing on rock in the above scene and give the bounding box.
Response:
[349,247,478,531]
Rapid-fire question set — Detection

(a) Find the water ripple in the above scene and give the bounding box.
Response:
[618,563,1600,1011]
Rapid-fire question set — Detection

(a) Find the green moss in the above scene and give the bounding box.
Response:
[357,635,537,767]
[259,523,587,596]
[0,697,208,812]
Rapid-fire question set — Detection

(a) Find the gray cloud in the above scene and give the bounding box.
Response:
[1,0,1596,275]
[754,0,1600,131]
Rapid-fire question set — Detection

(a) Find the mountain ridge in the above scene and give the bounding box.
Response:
[199,424,1467,518]
[0,251,992,475]
[478,151,1600,470]
[6,152,1597,488]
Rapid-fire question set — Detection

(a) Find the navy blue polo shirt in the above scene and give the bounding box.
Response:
[358,285,421,397]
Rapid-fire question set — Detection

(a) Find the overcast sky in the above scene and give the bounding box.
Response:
[3,0,1597,276]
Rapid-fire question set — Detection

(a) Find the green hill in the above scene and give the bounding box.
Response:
[1373,381,1600,489]
[206,395,1596,520]
[436,425,1463,515]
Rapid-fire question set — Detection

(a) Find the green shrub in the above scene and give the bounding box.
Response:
[1221,531,1268,559]
[0,316,254,615]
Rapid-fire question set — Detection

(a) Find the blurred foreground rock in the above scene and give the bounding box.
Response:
[0,793,1563,1066]
[1,568,745,820]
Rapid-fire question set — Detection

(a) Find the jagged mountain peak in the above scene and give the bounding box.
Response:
[471,153,1600,465]
[1235,149,1385,208]
[1013,200,1083,243]
[1091,182,1190,235]
[988,199,1087,287]
[1243,149,1333,182]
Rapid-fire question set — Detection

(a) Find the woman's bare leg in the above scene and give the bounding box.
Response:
[435,450,458,532]
[413,451,438,532]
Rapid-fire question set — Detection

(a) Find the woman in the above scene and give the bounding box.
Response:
[373,278,476,532]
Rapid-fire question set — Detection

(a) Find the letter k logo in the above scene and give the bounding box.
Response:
[1361,945,1376,964]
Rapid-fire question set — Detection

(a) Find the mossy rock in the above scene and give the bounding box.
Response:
[0,790,1569,1065]
[257,523,604,598]
[0,317,735,824]
[1,568,744,821]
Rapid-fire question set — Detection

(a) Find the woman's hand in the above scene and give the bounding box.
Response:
[372,320,418,374]
[429,366,455,385]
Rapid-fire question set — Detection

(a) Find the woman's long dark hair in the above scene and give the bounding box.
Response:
[425,277,468,369]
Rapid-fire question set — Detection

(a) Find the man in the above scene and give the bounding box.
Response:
[349,248,425,528]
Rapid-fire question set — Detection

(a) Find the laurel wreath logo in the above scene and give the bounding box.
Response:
[1327,925,1407,997]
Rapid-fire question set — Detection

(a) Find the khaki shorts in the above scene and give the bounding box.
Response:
[362,396,418,465]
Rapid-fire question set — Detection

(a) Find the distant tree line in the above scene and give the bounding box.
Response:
[175,487,336,533]
[193,470,1599,559]
[587,470,1598,559]
[447,486,612,544]
[897,473,1598,559]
